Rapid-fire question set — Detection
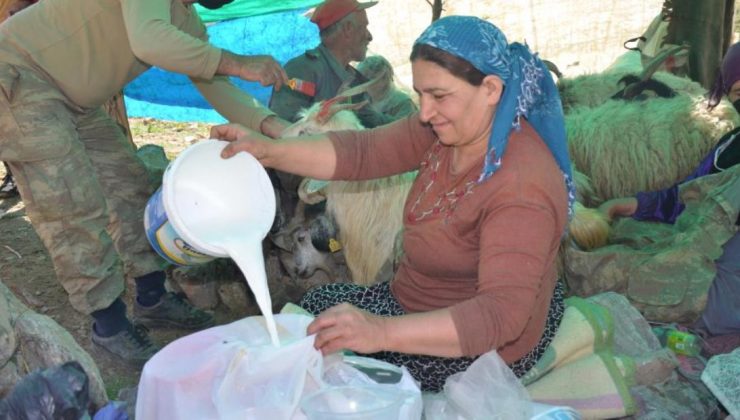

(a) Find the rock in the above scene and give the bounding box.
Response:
[19,289,43,307]
[633,348,678,386]
[0,286,17,365]
[217,281,251,316]
[0,359,21,397]
[169,267,220,309]
[0,281,108,409]
[136,144,169,189]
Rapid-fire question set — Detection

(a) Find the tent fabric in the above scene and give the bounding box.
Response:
[194,0,322,23]
[123,8,320,123]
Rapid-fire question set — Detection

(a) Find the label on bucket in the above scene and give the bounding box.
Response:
[144,187,214,266]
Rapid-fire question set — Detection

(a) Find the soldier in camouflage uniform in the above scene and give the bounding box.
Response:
[0,0,289,365]
[0,0,35,199]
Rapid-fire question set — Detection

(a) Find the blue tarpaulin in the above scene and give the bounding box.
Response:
[123,5,321,123]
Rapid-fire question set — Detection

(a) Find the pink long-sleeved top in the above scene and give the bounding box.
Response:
[329,114,568,363]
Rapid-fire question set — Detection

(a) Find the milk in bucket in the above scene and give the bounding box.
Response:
[144,140,280,346]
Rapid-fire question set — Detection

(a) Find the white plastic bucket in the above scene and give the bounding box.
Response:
[144,140,276,266]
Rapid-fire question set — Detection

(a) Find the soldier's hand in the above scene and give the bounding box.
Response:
[237,55,288,91]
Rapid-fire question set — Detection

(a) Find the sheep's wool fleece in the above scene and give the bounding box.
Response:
[565,81,739,203]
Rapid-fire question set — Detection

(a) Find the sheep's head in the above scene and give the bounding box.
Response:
[610,44,688,101]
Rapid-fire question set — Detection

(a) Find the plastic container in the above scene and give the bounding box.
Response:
[143,140,275,266]
[652,326,701,357]
[301,386,404,420]
[665,330,701,356]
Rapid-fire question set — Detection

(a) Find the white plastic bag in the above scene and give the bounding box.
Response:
[423,350,532,420]
[135,314,422,420]
[322,355,423,419]
[136,314,320,420]
[422,350,582,420]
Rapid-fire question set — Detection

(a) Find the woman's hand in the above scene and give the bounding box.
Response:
[307,303,389,355]
[597,197,638,220]
[210,123,273,161]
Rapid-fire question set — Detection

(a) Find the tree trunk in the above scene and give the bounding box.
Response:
[665,0,736,90]
[427,0,443,22]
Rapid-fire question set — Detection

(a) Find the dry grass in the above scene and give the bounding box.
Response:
[128,118,212,160]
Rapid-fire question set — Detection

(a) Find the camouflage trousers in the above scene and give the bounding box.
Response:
[0,62,166,314]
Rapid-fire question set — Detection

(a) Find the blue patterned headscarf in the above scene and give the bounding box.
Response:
[414,16,576,218]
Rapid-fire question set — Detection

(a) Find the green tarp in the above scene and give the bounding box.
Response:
[195,0,323,22]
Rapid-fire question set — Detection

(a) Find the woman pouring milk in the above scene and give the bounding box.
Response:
[212,16,571,392]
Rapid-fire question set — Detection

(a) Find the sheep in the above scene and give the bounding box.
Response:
[557,49,740,205]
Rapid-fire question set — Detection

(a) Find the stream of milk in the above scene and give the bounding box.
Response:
[163,140,279,346]
[218,236,279,347]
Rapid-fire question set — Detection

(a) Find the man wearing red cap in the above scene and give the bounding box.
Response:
[269,0,396,230]
[269,0,393,129]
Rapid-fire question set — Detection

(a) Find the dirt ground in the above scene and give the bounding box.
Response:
[0,118,243,399]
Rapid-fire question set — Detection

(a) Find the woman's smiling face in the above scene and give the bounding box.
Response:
[412,59,501,150]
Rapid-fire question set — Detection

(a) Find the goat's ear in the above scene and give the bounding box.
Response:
[270,230,292,251]
[298,178,328,205]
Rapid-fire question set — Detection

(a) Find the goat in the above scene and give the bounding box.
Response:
[270,199,346,283]
[290,101,415,286]
[273,80,415,286]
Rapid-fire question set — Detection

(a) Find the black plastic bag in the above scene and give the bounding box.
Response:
[0,361,90,420]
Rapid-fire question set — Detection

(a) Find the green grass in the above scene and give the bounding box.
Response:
[104,374,138,401]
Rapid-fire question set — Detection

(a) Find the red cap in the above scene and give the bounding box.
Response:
[310,0,377,31]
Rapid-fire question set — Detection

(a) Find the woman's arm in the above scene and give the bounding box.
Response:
[211,124,337,179]
[307,304,464,357]
[213,114,435,180]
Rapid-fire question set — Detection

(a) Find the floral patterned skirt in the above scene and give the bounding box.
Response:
[299,281,565,392]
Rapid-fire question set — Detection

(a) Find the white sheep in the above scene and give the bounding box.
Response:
[559,50,740,205]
